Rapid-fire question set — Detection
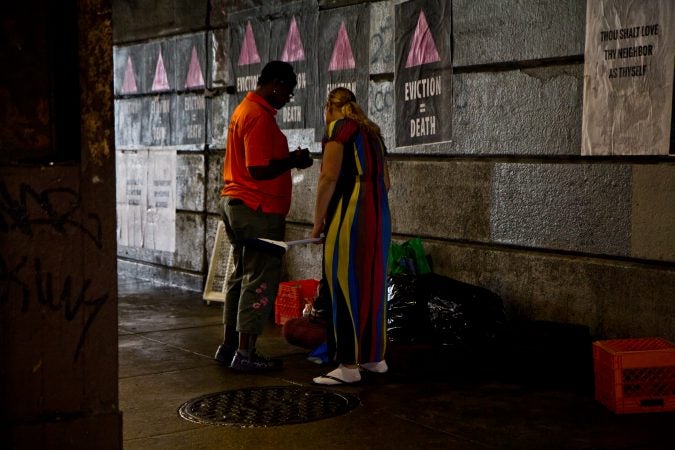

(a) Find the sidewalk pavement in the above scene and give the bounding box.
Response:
[118,275,674,450]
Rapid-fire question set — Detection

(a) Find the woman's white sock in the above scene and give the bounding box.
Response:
[360,360,388,373]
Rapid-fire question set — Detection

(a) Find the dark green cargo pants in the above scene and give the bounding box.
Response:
[220,196,285,335]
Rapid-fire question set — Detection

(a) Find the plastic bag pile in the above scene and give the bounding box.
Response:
[387,273,506,348]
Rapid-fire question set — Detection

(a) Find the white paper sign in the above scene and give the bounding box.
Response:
[117,150,146,248]
[145,150,176,252]
[582,0,674,155]
[116,149,176,252]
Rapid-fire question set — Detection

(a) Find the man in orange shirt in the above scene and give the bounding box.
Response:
[215,61,313,373]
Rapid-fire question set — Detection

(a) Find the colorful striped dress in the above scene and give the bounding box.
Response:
[322,118,391,365]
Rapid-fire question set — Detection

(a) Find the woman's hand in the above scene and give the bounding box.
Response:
[310,221,324,241]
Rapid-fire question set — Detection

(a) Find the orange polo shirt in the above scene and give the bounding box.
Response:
[221,92,292,216]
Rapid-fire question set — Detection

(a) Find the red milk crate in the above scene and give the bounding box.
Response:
[593,338,675,414]
[274,279,320,325]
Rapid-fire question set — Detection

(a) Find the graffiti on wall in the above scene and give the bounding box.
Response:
[0,182,108,361]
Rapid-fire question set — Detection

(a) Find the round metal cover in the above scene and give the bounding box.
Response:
[178,386,360,427]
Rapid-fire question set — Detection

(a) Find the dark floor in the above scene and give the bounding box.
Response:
[118,275,674,450]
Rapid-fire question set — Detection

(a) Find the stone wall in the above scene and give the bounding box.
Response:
[112,0,675,341]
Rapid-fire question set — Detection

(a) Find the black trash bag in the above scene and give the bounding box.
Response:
[387,273,505,348]
[427,295,470,347]
[386,274,433,344]
[421,273,506,348]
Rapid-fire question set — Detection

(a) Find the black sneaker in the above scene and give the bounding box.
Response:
[229,350,283,373]
[214,344,236,366]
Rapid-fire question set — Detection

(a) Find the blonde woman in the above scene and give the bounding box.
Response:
[311,87,391,385]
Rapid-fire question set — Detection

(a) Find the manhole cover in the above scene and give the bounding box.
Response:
[178,386,360,427]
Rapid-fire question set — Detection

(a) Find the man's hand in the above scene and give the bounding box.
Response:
[249,148,313,180]
[292,147,313,169]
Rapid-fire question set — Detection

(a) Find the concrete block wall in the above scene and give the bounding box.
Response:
[113,0,675,341]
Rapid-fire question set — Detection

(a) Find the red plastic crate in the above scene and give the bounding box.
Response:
[593,338,675,414]
[274,279,320,325]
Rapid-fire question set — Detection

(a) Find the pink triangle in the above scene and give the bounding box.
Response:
[405,10,441,68]
[238,21,261,66]
[328,21,356,71]
[185,46,205,88]
[152,51,170,91]
[281,16,305,62]
[122,55,138,93]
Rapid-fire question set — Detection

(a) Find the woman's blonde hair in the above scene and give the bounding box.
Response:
[326,87,381,137]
